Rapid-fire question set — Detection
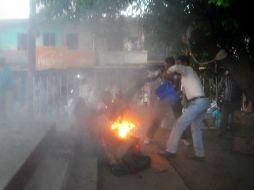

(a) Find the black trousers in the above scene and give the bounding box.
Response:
[219,100,240,136]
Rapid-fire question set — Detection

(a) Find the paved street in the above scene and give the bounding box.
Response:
[0,120,54,190]
[1,118,253,190]
[99,127,254,190]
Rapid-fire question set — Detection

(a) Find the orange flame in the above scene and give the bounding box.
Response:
[111,118,136,139]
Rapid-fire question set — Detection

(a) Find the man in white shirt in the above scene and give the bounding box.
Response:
[162,56,209,161]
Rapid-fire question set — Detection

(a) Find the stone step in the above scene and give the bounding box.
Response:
[24,130,75,190]
[62,128,98,190]
[24,150,72,190]
[0,122,56,190]
[62,155,98,190]
[23,124,98,190]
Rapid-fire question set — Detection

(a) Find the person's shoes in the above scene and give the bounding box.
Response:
[189,155,205,162]
[159,151,176,161]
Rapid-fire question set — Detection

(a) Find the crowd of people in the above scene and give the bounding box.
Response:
[141,55,208,161]
[0,53,244,164]
[141,55,244,161]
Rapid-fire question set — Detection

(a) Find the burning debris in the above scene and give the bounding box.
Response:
[111,117,136,139]
[96,91,151,175]
[71,75,152,176]
[102,116,150,176]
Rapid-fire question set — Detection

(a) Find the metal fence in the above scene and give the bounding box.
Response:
[9,68,150,121]
[7,67,231,122]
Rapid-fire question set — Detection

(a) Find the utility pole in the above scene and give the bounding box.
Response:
[27,0,36,117]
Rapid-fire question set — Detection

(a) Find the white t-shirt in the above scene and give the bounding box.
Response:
[167,65,205,100]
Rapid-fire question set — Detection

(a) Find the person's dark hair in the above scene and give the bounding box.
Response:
[176,55,190,65]
[165,56,175,66]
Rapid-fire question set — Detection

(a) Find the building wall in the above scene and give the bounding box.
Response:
[98,50,147,65]
[62,24,94,50]
[0,20,96,69]
[0,20,28,50]
[36,23,62,47]
[0,19,146,70]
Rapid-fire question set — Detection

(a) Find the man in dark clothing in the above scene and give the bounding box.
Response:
[144,57,176,144]
[218,70,242,138]
[144,56,190,146]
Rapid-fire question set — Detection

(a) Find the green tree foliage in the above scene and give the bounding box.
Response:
[208,0,233,7]
[37,0,254,99]
[36,0,253,59]
[36,0,132,21]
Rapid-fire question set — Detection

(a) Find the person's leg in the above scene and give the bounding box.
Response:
[166,98,208,154]
[146,117,161,139]
[181,129,191,146]
[144,102,166,144]
[172,100,190,145]
[191,113,206,157]
[219,101,230,137]
[166,110,194,153]
[227,102,241,134]
[172,100,182,119]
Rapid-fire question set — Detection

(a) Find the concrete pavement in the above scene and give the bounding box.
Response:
[0,120,55,190]
[99,127,189,190]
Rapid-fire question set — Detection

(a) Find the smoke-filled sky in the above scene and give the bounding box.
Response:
[0,0,29,19]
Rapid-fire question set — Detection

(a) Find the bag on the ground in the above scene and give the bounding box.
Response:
[110,153,151,176]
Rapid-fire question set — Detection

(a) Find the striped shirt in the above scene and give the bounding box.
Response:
[218,75,241,102]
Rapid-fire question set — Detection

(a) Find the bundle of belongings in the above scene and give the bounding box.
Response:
[98,90,151,176]
[110,152,151,176]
